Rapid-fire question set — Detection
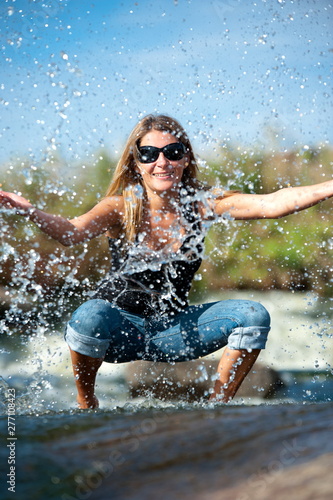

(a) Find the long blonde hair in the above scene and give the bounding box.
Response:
[105,114,202,242]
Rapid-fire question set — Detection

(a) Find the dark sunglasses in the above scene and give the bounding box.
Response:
[137,142,187,163]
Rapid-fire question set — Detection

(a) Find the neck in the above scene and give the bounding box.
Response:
[145,190,182,214]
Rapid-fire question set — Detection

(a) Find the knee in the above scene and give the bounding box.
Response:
[68,299,118,338]
[244,301,270,329]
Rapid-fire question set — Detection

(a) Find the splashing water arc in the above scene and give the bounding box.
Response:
[0,5,332,499]
[0,0,332,410]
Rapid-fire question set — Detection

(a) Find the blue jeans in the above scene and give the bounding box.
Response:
[64,299,271,363]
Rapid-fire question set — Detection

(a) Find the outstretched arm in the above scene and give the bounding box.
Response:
[213,180,333,220]
[0,191,123,246]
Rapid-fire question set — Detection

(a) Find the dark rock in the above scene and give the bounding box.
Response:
[0,286,32,313]
[125,358,283,401]
[236,361,284,398]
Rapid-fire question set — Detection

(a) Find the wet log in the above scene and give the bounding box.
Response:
[15,402,333,500]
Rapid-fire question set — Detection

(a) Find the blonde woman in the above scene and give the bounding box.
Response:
[1,114,332,409]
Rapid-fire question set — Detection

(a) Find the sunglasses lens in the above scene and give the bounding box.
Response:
[138,147,158,163]
[164,143,186,161]
[137,143,186,163]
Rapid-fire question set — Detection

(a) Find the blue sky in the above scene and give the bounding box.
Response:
[1,0,332,168]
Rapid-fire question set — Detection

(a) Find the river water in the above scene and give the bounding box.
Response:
[1,290,333,499]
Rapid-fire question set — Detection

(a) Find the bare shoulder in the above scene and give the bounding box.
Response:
[95,195,124,214]
[212,191,247,214]
[69,195,125,236]
[89,195,125,226]
[94,196,125,237]
[197,187,242,219]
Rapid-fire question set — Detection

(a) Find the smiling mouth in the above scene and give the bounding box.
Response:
[152,172,174,177]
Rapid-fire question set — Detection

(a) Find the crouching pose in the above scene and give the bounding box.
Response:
[1,114,332,408]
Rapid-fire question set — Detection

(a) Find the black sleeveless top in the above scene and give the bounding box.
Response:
[94,202,204,317]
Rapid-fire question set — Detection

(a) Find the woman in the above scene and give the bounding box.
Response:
[1,114,332,409]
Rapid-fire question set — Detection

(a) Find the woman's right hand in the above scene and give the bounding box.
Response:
[0,190,34,216]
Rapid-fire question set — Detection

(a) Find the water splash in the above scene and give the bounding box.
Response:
[1,1,333,414]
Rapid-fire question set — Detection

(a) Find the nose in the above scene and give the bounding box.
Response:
[155,152,169,167]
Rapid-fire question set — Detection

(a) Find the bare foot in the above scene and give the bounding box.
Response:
[77,394,99,409]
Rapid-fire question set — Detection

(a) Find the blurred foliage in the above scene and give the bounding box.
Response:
[0,144,332,320]
[193,144,333,299]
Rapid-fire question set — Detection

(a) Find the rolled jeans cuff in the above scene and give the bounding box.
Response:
[64,324,110,358]
[227,326,270,350]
